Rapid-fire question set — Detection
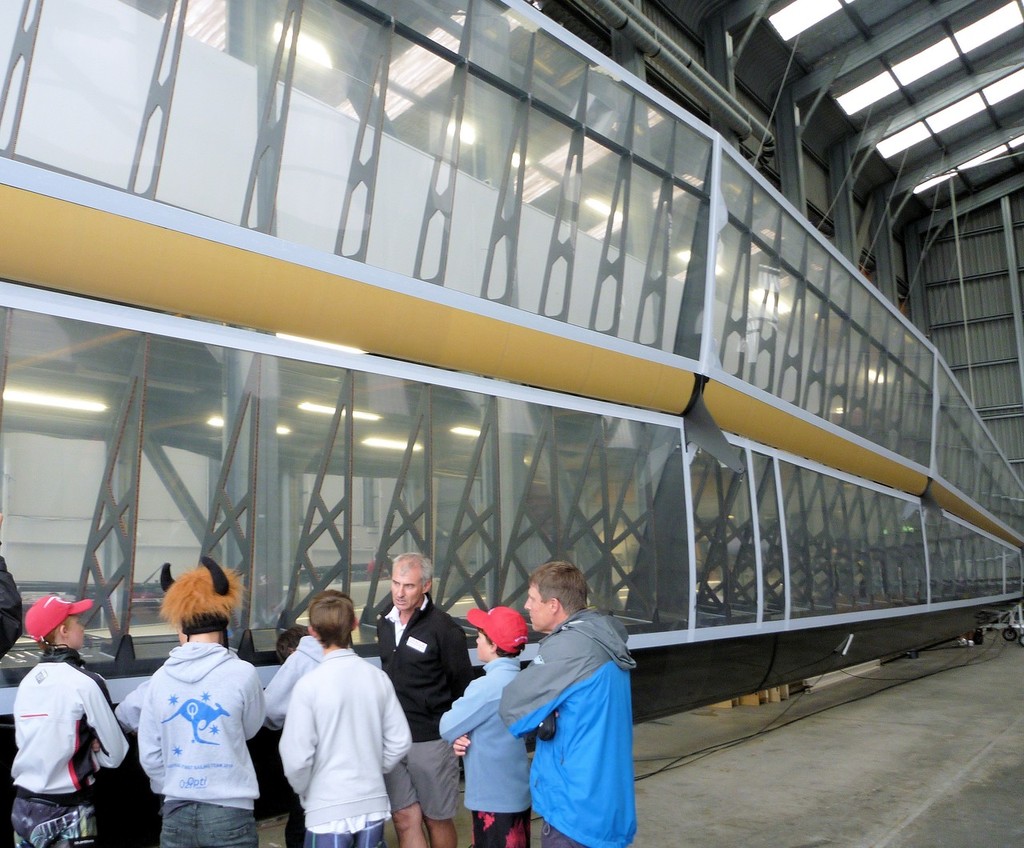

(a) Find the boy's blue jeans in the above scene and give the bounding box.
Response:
[160,802,257,848]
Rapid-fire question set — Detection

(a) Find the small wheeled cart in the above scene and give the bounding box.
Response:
[979,602,1024,646]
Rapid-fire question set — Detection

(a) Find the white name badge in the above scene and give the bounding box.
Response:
[406,636,428,653]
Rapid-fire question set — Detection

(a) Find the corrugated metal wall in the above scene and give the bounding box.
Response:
[919,187,1024,481]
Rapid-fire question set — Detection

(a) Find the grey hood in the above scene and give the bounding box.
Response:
[559,609,636,671]
[161,641,237,685]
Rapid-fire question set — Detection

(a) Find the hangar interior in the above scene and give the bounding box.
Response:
[0,1,1023,846]
[0,0,1019,705]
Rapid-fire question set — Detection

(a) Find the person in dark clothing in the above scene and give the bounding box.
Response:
[376,553,474,848]
[0,514,24,657]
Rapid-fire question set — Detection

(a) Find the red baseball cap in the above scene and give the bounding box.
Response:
[467,606,528,653]
[25,595,93,642]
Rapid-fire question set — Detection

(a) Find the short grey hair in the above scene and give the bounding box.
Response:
[392,552,433,585]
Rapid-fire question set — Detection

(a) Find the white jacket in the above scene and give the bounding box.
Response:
[12,653,128,797]
[280,648,411,829]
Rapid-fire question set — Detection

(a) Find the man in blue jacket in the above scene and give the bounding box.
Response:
[499,560,637,848]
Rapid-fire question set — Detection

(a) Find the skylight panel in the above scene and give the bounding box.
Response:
[982,67,1024,105]
[959,146,1006,169]
[769,0,842,40]
[924,93,986,133]
[837,71,899,115]
[891,38,958,85]
[913,172,955,194]
[954,2,1024,53]
[877,122,930,158]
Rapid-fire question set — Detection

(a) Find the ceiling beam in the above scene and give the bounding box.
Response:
[893,123,1024,196]
[718,0,773,31]
[913,170,1024,233]
[855,56,1023,151]
[790,0,978,102]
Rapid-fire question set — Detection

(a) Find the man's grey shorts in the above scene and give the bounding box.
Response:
[384,738,460,821]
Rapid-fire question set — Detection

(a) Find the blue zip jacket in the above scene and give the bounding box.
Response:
[439,657,530,814]
[499,610,637,848]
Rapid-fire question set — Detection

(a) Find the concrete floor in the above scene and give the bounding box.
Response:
[256,636,1024,848]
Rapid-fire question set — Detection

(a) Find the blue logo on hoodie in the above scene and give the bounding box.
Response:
[162,697,230,745]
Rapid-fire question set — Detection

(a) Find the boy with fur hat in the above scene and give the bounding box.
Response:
[439,606,531,848]
[137,556,266,848]
[11,593,129,848]
[280,589,411,847]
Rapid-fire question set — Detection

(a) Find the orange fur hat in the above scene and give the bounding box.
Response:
[160,556,242,635]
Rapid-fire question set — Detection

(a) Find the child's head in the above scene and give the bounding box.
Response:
[275,624,308,663]
[467,606,528,661]
[160,556,242,641]
[25,595,93,651]
[307,590,356,650]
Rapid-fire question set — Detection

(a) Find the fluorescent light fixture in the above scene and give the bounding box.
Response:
[954,2,1023,53]
[913,172,955,194]
[362,437,423,451]
[891,39,958,86]
[450,426,481,437]
[298,401,335,416]
[1009,134,1024,148]
[925,93,985,133]
[298,401,381,421]
[959,146,1006,169]
[276,333,365,355]
[583,196,623,238]
[769,0,842,40]
[584,197,623,226]
[271,22,332,69]
[837,72,899,115]
[3,388,107,412]
[877,122,931,158]
[446,122,476,145]
[208,414,288,434]
[983,67,1024,105]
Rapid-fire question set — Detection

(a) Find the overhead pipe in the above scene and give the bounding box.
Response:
[573,0,774,151]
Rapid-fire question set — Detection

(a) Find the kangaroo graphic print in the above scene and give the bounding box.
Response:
[162,695,230,745]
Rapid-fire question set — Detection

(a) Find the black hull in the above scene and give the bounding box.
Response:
[630,605,989,721]
[0,603,1006,847]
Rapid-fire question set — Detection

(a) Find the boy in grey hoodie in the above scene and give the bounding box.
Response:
[265,623,324,848]
[280,590,411,846]
[138,557,266,848]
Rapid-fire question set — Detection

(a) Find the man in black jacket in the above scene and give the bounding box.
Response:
[0,513,23,657]
[377,553,473,848]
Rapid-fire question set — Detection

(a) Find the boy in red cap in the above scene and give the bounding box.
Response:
[439,606,531,848]
[11,594,128,848]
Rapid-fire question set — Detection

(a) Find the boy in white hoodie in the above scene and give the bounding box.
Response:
[265,622,325,848]
[138,557,266,848]
[280,590,411,847]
